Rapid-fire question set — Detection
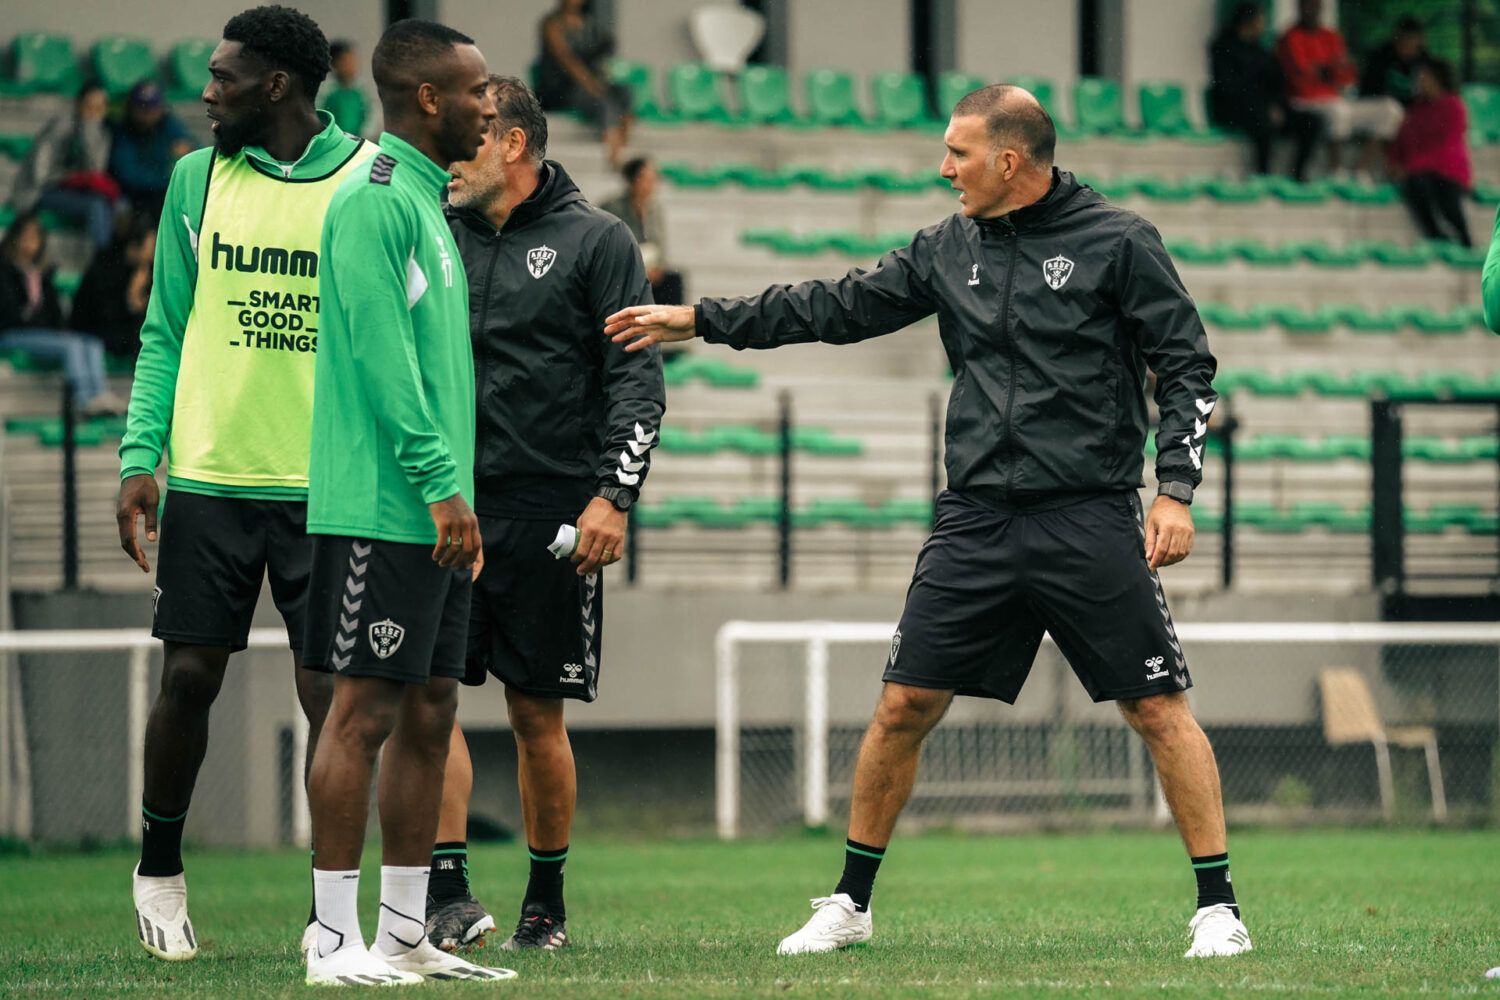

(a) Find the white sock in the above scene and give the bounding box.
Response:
[312,869,362,958]
[373,865,429,957]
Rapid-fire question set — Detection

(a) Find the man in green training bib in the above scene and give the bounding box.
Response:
[299,19,513,987]
[116,6,374,964]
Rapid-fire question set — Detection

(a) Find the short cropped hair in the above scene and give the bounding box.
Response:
[489,75,548,161]
[223,5,331,99]
[372,19,475,99]
[952,84,1057,166]
[621,156,652,184]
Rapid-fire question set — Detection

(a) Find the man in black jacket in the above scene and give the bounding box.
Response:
[607,85,1249,960]
[427,75,664,952]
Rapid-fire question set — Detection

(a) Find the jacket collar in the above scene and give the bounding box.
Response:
[447,159,586,235]
[375,131,453,195]
[240,111,356,179]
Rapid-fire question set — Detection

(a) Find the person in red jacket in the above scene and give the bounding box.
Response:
[1276,0,1403,175]
[1388,59,1472,246]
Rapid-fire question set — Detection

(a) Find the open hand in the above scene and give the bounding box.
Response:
[603,304,697,353]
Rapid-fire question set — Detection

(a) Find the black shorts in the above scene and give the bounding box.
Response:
[152,490,310,652]
[302,535,471,685]
[883,490,1192,704]
[463,516,602,701]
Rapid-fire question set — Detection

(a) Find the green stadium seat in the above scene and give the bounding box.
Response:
[1336,305,1404,333]
[11,33,80,94]
[1271,305,1339,334]
[1473,182,1500,206]
[694,357,759,388]
[1199,303,1271,330]
[881,497,933,525]
[607,59,664,120]
[1214,369,1301,396]
[167,38,214,101]
[656,427,719,455]
[865,169,931,193]
[1367,241,1434,267]
[1303,243,1366,267]
[1329,178,1399,204]
[1072,77,1124,133]
[1402,305,1470,334]
[1203,177,1266,202]
[791,427,863,456]
[1005,75,1057,117]
[870,71,933,129]
[937,71,987,115]
[796,497,888,529]
[804,69,867,126]
[92,36,158,97]
[738,64,801,126]
[723,163,791,188]
[1135,175,1208,201]
[1264,176,1332,203]
[54,271,82,298]
[1137,81,1193,135]
[1234,240,1300,266]
[657,162,731,187]
[1294,370,1363,396]
[788,164,864,190]
[1461,83,1500,142]
[1166,240,1234,265]
[1435,243,1487,269]
[666,63,731,122]
[0,133,34,161]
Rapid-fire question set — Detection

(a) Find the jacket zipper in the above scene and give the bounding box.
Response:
[474,227,504,466]
[997,221,1021,499]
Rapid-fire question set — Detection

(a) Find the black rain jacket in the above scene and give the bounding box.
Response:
[695,169,1217,504]
[447,160,665,520]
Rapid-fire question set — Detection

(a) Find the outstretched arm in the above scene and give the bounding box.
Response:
[606,231,939,353]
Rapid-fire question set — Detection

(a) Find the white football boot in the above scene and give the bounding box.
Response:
[132,865,199,961]
[776,893,873,955]
[302,921,319,961]
[306,943,423,987]
[1184,904,1253,957]
[379,938,518,981]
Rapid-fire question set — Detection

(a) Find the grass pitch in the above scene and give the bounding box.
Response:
[2,829,1498,998]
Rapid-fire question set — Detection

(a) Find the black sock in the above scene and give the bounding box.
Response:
[138,801,187,877]
[1191,853,1239,918]
[428,842,470,903]
[833,838,885,912]
[523,845,567,918]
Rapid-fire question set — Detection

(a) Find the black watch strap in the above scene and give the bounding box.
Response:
[596,485,635,511]
[1157,481,1194,505]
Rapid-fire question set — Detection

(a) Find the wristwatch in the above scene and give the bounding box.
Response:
[596,485,635,512]
[1157,481,1194,506]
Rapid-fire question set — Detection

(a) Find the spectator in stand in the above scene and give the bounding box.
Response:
[1485,206,1500,333]
[1276,0,1403,177]
[1388,60,1472,247]
[71,216,156,361]
[0,212,123,414]
[1359,15,1430,108]
[108,80,194,220]
[536,0,634,168]
[8,80,118,249]
[1209,2,1322,182]
[601,157,683,306]
[320,40,368,136]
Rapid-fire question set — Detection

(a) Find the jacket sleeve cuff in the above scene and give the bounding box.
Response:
[416,467,462,507]
[119,447,160,480]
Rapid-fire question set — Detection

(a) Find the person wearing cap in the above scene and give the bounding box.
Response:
[108,80,195,219]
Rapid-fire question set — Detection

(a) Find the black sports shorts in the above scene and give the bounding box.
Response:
[152,490,309,652]
[463,515,602,701]
[302,534,471,685]
[883,490,1192,703]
